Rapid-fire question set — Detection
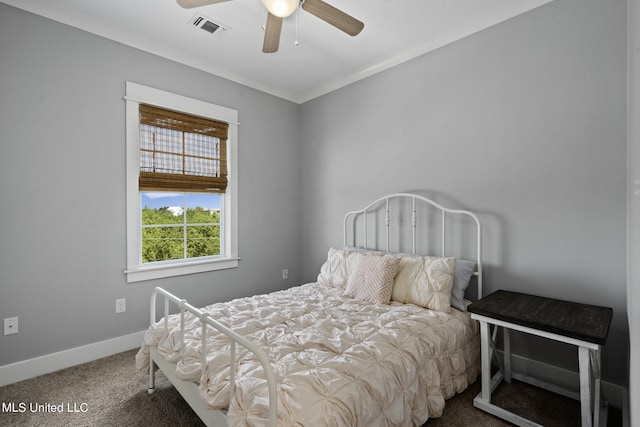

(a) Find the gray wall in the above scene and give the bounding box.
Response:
[300,0,628,385]
[0,4,302,366]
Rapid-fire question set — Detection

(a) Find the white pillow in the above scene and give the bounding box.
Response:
[391,256,455,312]
[317,247,359,288]
[343,247,472,311]
[450,259,476,311]
[344,253,400,304]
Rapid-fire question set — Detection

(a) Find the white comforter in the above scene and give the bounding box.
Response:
[136,282,479,427]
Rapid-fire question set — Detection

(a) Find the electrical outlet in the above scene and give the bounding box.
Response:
[282,267,289,280]
[4,317,18,335]
[115,298,126,314]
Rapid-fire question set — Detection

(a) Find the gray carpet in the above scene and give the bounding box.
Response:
[0,349,622,426]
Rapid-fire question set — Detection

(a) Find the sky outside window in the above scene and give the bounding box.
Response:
[142,192,221,210]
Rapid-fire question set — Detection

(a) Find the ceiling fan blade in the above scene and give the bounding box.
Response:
[263,12,283,53]
[301,0,364,36]
[176,0,232,9]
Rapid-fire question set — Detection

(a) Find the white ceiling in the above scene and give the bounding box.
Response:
[2,0,552,103]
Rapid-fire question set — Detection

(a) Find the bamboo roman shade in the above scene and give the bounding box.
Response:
[138,104,228,192]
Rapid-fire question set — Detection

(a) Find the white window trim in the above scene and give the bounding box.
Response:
[124,82,239,283]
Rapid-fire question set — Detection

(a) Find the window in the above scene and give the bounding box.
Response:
[141,192,222,263]
[125,82,239,282]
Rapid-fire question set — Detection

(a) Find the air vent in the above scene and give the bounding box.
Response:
[201,20,219,34]
[189,13,230,39]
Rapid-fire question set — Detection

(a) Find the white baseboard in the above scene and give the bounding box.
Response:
[499,351,629,425]
[0,330,146,387]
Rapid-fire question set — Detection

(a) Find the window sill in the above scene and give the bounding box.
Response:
[125,257,240,283]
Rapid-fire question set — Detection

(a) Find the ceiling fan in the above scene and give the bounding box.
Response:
[177,0,364,53]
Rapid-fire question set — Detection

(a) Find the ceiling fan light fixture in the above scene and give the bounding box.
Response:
[262,0,298,18]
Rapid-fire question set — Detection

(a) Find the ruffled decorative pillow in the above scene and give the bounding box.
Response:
[317,247,358,288]
[344,253,400,304]
[391,256,456,312]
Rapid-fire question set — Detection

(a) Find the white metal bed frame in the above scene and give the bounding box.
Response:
[147,288,278,426]
[344,193,482,297]
[146,192,483,427]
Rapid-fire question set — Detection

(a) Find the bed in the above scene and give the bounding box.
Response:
[136,192,483,426]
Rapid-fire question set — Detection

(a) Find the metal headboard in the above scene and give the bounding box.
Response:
[343,193,483,298]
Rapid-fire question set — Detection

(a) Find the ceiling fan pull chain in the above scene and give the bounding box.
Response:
[263,1,268,31]
[294,6,300,46]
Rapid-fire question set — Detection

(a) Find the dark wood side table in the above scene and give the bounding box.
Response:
[468,290,613,427]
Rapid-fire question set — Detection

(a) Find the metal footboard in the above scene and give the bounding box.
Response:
[148,287,277,427]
